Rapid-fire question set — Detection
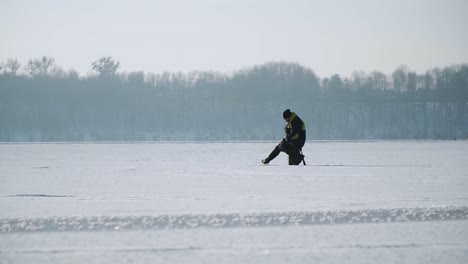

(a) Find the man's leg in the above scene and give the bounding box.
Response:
[262,141,283,164]
[288,149,302,165]
[291,151,305,165]
[281,144,304,165]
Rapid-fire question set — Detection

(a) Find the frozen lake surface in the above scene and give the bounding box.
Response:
[1,141,468,263]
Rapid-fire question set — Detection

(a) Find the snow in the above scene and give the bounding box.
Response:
[1,141,468,263]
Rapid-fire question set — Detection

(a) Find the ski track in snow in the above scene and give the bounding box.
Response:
[1,206,467,233]
[7,194,74,198]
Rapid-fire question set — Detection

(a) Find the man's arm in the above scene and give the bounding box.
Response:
[287,119,302,142]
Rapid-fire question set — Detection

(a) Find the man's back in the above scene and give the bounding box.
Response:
[285,111,306,148]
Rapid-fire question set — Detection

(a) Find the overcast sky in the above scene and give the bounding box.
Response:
[1,0,467,77]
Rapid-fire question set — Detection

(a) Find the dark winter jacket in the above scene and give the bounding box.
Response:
[284,112,306,148]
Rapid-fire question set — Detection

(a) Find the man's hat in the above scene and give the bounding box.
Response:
[283,109,292,120]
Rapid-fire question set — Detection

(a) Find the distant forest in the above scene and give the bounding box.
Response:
[0,57,467,141]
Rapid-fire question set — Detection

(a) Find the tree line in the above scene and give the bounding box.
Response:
[0,57,467,141]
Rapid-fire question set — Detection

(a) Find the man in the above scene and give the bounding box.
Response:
[262,109,306,165]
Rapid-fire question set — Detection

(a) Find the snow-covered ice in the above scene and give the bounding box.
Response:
[1,141,468,263]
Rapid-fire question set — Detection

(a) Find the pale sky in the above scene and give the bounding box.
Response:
[1,0,467,77]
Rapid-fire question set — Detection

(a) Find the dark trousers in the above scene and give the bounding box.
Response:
[266,139,303,165]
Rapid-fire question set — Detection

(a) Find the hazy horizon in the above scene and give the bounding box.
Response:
[1,0,468,77]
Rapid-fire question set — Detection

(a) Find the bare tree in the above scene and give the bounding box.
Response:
[67,69,80,80]
[2,59,21,76]
[370,71,390,91]
[392,65,408,92]
[26,56,55,77]
[406,71,418,93]
[92,57,120,78]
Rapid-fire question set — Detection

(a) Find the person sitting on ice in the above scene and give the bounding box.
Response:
[262,109,306,165]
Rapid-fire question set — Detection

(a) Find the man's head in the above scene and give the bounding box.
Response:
[283,109,292,121]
